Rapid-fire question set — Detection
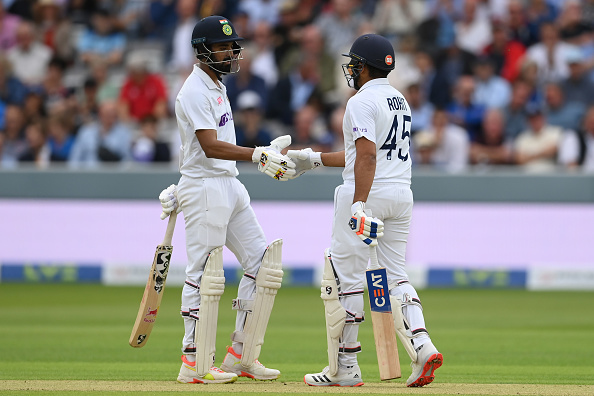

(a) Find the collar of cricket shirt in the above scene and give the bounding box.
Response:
[193,64,222,91]
[357,77,390,93]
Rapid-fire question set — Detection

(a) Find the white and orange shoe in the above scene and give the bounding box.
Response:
[220,346,281,380]
[176,355,238,384]
[304,365,364,387]
[406,341,443,387]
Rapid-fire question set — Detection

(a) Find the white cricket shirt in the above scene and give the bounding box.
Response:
[175,65,239,178]
[342,78,412,184]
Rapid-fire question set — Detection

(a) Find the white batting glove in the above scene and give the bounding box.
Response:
[252,135,296,181]
[286,148,324,179]
[159,184,181,220]
[349,201,384,246]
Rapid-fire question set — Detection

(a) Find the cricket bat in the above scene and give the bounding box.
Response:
[129,212,177,348]
[366,245,401,380]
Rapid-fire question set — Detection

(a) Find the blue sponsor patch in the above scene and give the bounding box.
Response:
[366,267,392,312]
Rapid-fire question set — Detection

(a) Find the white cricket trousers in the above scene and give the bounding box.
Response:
[331,182,429,366]
[176,175,268,355]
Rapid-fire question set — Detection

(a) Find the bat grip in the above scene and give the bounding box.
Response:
[162,212,177,246]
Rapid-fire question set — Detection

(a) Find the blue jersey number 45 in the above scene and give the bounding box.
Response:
[380,114,411,161]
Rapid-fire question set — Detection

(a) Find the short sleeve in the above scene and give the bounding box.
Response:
[345,96,377,143]
[180,89,216,131]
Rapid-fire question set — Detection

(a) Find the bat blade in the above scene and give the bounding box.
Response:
[366,266,401,380]
[129,244,172,347]
[129,213,177,348]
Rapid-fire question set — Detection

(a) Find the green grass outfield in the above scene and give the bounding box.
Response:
[1,284,593,396]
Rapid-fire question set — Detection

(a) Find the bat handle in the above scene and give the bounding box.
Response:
[366,208,380,269]
[162,212,177,246]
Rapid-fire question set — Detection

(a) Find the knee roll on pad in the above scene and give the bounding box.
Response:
[231,239,283,369]
[195,246,225,376]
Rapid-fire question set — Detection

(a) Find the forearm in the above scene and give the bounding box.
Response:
[353,153,376,203]
[320,151,346,167]
[202,139,254,161]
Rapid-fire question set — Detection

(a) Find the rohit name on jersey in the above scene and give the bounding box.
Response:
[387,96,408,111]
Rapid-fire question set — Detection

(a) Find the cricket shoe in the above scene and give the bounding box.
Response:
[406,341,443,387]
[220,346,281,380]
[304,365,364,387]
[177,355,238,384]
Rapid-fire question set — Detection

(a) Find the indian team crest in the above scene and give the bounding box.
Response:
[222,24,233,36]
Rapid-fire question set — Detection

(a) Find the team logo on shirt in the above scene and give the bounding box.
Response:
[385,55,393,66]
[219,112,233,126]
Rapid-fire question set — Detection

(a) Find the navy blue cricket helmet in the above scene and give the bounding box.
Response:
[342,34,395,88]
[191,16,244,74]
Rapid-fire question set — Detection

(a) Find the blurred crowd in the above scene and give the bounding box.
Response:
[1,0,594,172]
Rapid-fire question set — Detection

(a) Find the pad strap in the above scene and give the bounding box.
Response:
[338,341,361,353]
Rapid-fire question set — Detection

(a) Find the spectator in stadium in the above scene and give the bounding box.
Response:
[0,105,27,165]
[371,0,427,42]
[46,112,75,162]
[447,76,486,141]
[470,108,512,165]
[169,0,199,74]
[79,77,99,122]
[558,105,594,171]
[561,49,594,106]
[544,82,586,131]
[433,43,477,107]
[249,21,279,88]
[503,81,532,142]
[224,46,268,114]
[22,90,46,123]
[0,2,20,51]
[557,0,590,45]
[7,20,52,86]
[41,58,69,114]
[314,0,368,55]
[0,54,27,106]
[328,105,345,152]
[413,108,470,173]
[33,0,75,64]
[525,0,558,39]
[89,58,120,104]
[19,120,49,166]
[388,34,422,93]
[237,0,282,31]
[234,90,273,148]
[507,1,536,47]
[267,55,323,126]
[280,24,336,103]
[482,21,526,82]
[291,104,332,152]
[525,22,581,84]
[77,8,126,67]
[512,104,563,172]
[118,55,168,122]
[472,56,512,109]
[69,100,132,166]
[455,0,492,55]
[406,82,434,135]
[131,115,171,163]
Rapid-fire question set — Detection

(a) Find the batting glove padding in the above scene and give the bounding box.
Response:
[349,201,384,246]
[252,135,296,181]
[159,184,181,220]
[286,148,324,179]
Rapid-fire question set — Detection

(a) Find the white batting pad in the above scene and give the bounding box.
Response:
[390,295,417,362]
[239,239,284,368]
[195,246,225,376]
[321,249,347,376]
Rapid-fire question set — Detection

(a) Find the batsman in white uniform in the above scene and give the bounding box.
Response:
[288,34,444,387]
[158,16,295,384]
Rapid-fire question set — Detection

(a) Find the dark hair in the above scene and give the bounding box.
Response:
[367,64,390,79]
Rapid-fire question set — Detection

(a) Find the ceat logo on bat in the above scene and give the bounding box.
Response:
[366,268,392,313]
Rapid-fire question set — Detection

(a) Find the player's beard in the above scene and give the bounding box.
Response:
[353,74,362,90]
